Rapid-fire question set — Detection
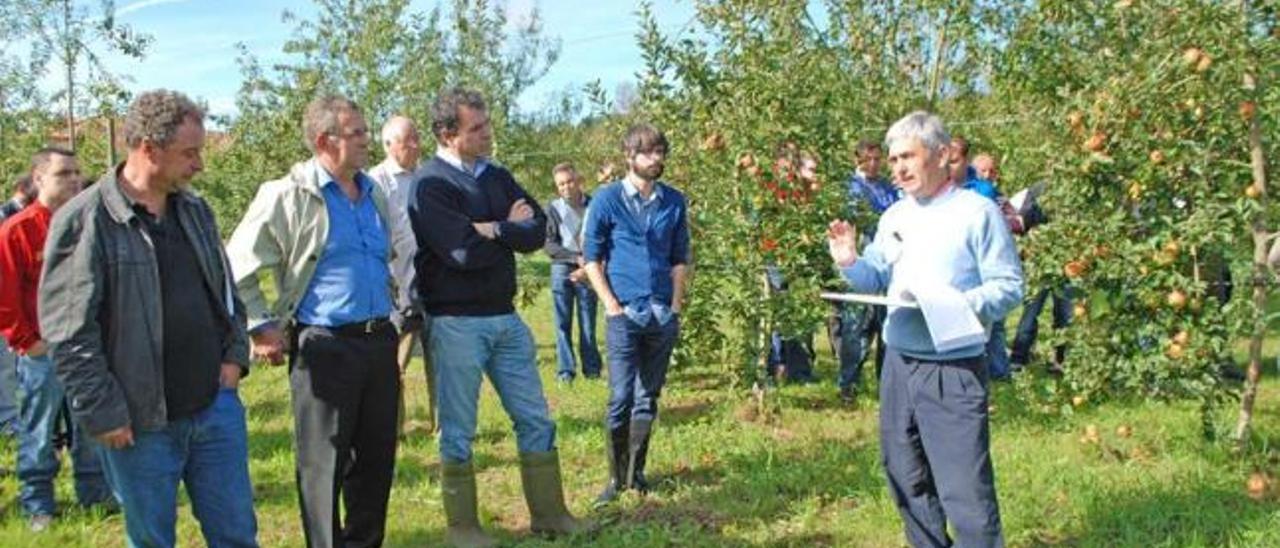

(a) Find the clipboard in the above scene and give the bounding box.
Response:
[1008,181,1046,215]
[820,292,920,309]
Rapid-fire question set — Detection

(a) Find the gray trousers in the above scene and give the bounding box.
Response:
[290,324,400,548]
[880,349,1004,548]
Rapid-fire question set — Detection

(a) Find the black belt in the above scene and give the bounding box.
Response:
[308,318,395,337]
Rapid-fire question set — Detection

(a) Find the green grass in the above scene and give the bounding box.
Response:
[0,284,1277,547]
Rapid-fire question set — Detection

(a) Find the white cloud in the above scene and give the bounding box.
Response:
[118,0,193,17]
[504,0,537,30]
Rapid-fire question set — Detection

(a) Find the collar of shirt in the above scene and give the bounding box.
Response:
[435,147,489,178]
[913,182,959,207]
[315,162,373,199]
[378,157,415,177]
[621,177,662,205]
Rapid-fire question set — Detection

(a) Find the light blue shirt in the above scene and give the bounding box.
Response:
[840,185,1023,360]
[296,165,394,326]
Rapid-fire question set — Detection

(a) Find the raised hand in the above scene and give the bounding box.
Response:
[827,220,859,267]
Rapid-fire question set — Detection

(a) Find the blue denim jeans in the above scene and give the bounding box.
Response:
[605,314,680,430]
[985,319,1010,379]
[832,303,886,389]
[764,266,813,382]
[98,388,258,548]
[550,263,603,379]
[1011,287,1074,367]
[430,314,556,463]
[16,354,112,516]
[0,339,17,435]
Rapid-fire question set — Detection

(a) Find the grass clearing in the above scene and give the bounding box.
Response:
[0,280,1276,547]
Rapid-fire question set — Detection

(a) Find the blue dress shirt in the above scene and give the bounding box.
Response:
[296,167,394,326]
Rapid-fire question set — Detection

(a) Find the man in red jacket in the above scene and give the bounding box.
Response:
[0,146,110,532]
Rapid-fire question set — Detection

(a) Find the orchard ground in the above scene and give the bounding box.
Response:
[0,257,1276,547]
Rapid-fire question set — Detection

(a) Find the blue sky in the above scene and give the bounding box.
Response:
[81,0,699,119]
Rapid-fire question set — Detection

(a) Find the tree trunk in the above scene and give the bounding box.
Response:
[926,9,953,108]
[1233,71,1270,445]
[62,0,75,151]
[107,116,117,166]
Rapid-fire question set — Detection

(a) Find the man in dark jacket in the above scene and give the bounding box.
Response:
[544,162,603,383]
[40,89,257,547]
[409,88,586,547]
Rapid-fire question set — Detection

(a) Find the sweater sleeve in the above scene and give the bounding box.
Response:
[838,213,893,294]
[962,204,1025,323]
[495,174,548,254]
[411,175,510,271]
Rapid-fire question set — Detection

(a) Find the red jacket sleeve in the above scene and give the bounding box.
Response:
[0,223,40,352]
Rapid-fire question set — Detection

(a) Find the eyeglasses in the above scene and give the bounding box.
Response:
[328,128,369,141]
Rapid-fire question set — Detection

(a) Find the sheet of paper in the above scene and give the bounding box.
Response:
[1008,181,1046,215]
[909,282,988,354]
[820,292,920,309]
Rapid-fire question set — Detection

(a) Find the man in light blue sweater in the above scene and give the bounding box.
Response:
[828,111,1022,548]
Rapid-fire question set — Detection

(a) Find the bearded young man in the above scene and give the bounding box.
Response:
[582,124,691,504]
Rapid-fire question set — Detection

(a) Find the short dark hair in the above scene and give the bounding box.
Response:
[621,124,668,156]
[30,146,76,176]
[951,136,970,157]
[855,139,882,159]
[430,88,487,140]
[124,89,204,149]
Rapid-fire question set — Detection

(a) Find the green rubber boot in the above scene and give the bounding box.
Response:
[442,461,496,548]
[519,450,592,537]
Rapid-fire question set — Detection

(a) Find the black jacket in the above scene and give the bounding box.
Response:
[40,166,249,436]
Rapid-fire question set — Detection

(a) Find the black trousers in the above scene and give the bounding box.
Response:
[289,324,400,548]
[880,349,1003,548]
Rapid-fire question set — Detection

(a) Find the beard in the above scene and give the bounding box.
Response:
[632,161,665,182]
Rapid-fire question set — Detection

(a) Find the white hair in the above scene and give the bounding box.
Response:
[380,115,414,153]
[884,111,951,154]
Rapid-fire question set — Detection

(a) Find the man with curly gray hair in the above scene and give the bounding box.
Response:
[42,89,258,546]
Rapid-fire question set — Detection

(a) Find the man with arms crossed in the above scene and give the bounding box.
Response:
[410,88,585,547]
[827,111,1022,547]
[582,124,690,503]
[42,89,257,546]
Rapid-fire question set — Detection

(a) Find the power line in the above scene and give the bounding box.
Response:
[492,111,1051,161]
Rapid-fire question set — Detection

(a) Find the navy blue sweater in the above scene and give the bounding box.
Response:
[409,157,546,316]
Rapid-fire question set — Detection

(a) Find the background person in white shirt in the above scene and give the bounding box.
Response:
[369,115,436,436]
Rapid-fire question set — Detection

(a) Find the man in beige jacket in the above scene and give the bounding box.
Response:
[227,94,399,548]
